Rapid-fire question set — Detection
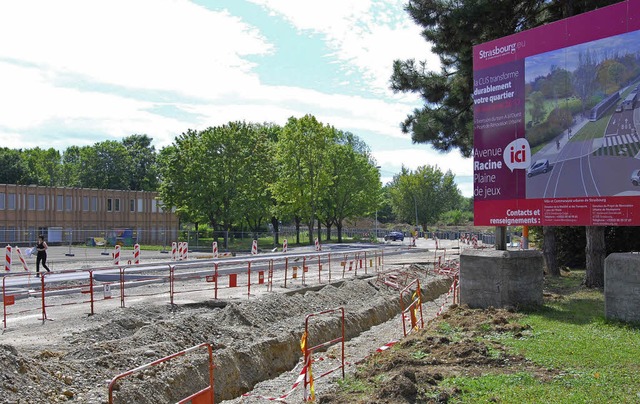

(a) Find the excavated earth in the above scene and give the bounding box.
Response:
[0,248,457,403]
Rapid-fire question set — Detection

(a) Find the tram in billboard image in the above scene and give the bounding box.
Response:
[589,91,620,121]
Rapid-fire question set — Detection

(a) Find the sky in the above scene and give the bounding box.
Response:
[0,0,473,197]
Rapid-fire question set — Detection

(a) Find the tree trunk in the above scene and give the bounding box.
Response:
[543,226,559,276]
[337,223,343,243]
[271,216,279,245]
[295,216,301,245]
[584,226,605,288]
[307,222,314,245]
[325,223,332,241]
[317,219,321,243]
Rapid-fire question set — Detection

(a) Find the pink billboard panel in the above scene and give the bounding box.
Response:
[473,0,640,226]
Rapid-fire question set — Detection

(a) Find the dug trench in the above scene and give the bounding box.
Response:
[0,264,453,403]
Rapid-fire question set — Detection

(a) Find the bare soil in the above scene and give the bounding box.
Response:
[1,247,462,403]
[317,305,559,403]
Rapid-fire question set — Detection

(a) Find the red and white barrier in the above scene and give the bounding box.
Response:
[314,238,321,252]
[212,241,218,258]
[133,243,140,265]
[178,242,183,260]
[5,245,12,272]
[15,246,29,271]
[251,240,258,255]
[114,245,121,265]
[283,239,288,253]
[183,242,189,260]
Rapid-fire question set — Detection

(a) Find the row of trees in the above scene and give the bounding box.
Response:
[2,116,468,245]
[158,115,467,245]
[0,134,158,191]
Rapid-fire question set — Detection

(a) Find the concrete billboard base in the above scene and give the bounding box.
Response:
[460,249,543,309]
[605,253,640,324]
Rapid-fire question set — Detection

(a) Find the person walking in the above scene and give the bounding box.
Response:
[36,234,51,277]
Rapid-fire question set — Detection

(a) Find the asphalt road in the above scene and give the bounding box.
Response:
[527,106,640,198]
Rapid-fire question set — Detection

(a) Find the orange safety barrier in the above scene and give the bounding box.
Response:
[108,343,214,404]
[303,307,346,401]
[3,248,385,329]
[400,279,424,337]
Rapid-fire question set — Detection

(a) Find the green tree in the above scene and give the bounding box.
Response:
[271,115,336,245]
[21,147,62,186]
[122,134,159,191]
[319,131,381,242]
[0,148,26,184]
[529,91,546,124]
[389,165,461,231]
[61,146,82,187]
[78,141,131,189]
[159,122,272,247]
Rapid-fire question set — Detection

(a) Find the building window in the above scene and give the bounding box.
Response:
[152,199,157,213]
[107,198,112,212]
[37,195,45,211]
[8,193,16,210]
[91,197,97,211]
[56,195,63,211]
[0,193,4,210]
[130,199,135,212]
[28,194,36,210]
[82,196,89,211]
[65,196,72,211]
[115,198,120,212]
[138,198,144,212]
[157,199,164,213]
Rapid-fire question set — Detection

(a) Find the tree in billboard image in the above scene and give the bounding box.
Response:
[524,30,640,199]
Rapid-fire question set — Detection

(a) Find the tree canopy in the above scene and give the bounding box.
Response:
[391,0,620,157]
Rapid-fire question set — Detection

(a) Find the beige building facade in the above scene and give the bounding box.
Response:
[0,184,178,245]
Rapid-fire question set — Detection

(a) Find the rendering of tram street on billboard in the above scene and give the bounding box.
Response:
[473,0,640,227]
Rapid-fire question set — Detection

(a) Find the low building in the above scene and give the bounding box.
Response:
[0,184,178,245]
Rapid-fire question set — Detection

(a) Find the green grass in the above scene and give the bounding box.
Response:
[440,270,640,403]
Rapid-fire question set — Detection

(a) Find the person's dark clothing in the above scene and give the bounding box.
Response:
[36,240,50,274]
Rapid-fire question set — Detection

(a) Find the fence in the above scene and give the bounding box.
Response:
[1,248,387,329]
[0,227,502,249]
[108,343,215,404]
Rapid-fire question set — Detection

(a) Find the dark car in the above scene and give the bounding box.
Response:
[384,231,404,241]
[527,159,550,177]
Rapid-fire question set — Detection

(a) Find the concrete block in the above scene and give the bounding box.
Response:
[605,253,640,323]
[460,249,543,309]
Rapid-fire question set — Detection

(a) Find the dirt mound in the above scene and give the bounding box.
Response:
[319,305,557,403]
[0,267,453,403]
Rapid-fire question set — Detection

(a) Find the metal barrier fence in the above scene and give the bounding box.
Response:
[302,307,346,402]
[108,343,215,404]
[400,279,424,337]
[1,248,386,329]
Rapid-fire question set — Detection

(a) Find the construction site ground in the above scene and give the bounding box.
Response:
[0,239,470,403]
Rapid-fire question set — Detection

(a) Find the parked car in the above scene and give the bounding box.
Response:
[384,231,404,241]
[615,104,623,113]
[527,159,550,177]
[631,169,640,186]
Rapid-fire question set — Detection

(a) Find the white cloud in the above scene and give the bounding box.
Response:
[248,0,439,95]
[0,0,272,98]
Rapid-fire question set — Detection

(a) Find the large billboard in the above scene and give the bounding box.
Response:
[473,0,640,226]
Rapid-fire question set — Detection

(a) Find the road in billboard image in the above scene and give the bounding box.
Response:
[525,29,640,199]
